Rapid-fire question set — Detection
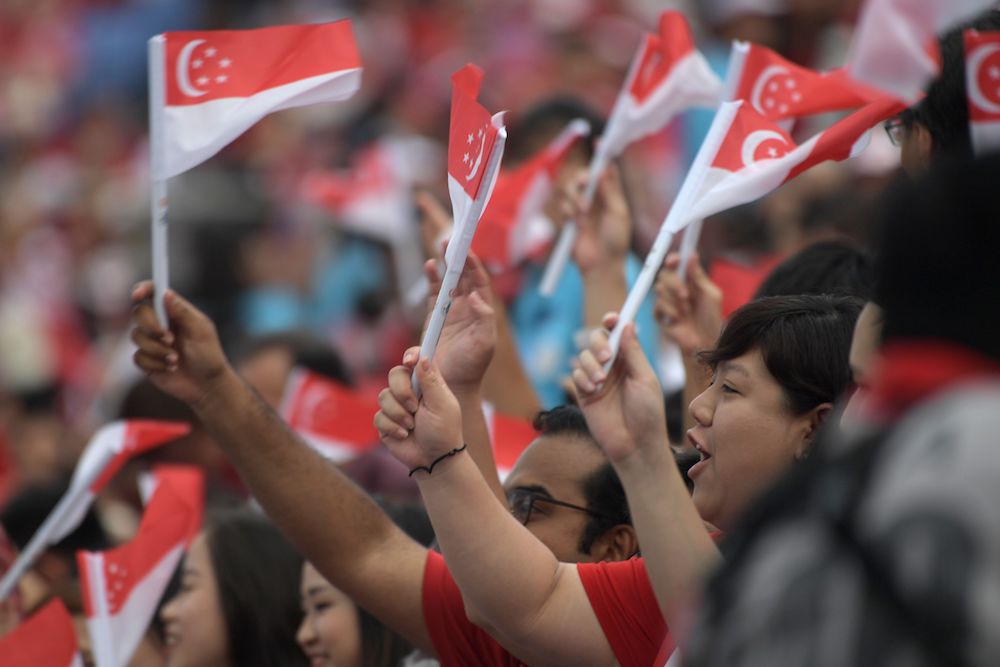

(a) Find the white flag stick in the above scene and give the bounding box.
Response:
[413,119,507,395]
[676,217,705,279]
[603,102,741,369]
[149,36,170,327]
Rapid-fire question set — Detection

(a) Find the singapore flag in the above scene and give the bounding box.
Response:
[0,420,190,600]
[156,21,361,178]
[965,29,1000,154]
[0,599,83,667]
[481,403,537,481]
[78,474,200,667]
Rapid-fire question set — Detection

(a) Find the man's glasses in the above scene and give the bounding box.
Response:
[884,110,915,147]
[507,488,617,526]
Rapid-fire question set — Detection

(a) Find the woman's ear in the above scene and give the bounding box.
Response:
[795,402,832,460]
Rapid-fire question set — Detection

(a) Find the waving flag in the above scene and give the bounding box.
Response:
[724,41,872,118]
[138,465,205,545]
[0,420,190,599]
[280,367,380,462]
[0,599,82,667]
[847,0,995,104]
[965,29,1000,154]
[472,119,591,274]
[539,10,721,295]
[78,473,200,667]
[482,404,538,481]
[414,65,507,394]
[154,21,362,178]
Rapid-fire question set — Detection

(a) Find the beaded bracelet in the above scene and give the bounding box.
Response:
[408,443,469,477]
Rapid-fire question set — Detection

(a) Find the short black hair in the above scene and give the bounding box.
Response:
[204,510,308,667]
[912,10,1000,158]
[875,154,1000,362]
[754,240,874,301]
[504,96,604,165]
[701,295,863,414]
[533,406,631,555]
[235,330,353,387]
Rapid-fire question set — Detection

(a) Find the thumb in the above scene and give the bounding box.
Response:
[686,252,712,292]
[164,289,208,334]
[619,323,651,379]
[415,358,453,408]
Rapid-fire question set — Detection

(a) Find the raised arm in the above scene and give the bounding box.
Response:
[572,314,720,636]
[375,361,617,667]
[129,283,434,652]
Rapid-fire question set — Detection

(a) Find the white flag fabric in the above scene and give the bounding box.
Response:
[156,21,362,178]
[78,472,201,667]
[847,0,997,104]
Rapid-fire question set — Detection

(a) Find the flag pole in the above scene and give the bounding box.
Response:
[603,101,742,370]
[413,118,507,396]
[149,35,169,327]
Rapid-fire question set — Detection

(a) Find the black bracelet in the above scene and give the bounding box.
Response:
[408,443,469,477]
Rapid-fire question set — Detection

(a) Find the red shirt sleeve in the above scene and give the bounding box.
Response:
[422,550,526,667]
[578,557,672,667]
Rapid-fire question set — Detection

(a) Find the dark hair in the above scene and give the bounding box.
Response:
[875,154,1000,362]
[1,477,110,560]
[700,295,862,414]
[204,510,308,667]
[533,406,632,554]
[504,96,604,165]
[754,240,874,301]
[912,10,1000,158]
[235,330,354,387]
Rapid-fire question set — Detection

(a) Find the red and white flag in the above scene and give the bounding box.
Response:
[724,41,872,118]
[847,0,995,104]
[599,11,722,162]
[0,599,82,667]
[965,29,1000,154]
[681,97,904,226]
[482,404,537,481]
[78,474,199,667]
[0,420,190,600]
[156,21,362,178]
[280,367,380,463]
[472,119,590,274]
[138,465,205,546]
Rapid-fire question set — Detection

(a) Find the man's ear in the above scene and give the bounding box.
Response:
[591,524,639,562]
[902,121,935,173]
[795,402,832,461]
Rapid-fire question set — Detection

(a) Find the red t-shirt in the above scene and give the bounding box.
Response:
[422,551,670,666]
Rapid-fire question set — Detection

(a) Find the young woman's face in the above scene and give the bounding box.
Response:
[297,563,362,667]
[687,349,816,530]
[160,533,230,667]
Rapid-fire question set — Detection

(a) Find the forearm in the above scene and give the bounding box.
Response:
[191,367,432,651]
[453,385,506,505]
[614,435,720,637]
[481,297,542,420]
[582,260,627,329]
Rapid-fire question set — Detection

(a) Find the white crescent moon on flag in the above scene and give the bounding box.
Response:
[741,130,789,167]
[750,65,790,113]
[967,42,1000,114]
[177,39,208,98]
[465,129,487,181]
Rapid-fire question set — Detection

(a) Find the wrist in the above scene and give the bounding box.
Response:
[189,365,244,416]
[410,441,469,479]
[580,256,626,280]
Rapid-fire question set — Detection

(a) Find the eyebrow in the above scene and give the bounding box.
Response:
[509,484,552,499]
[304,585,331,598]
[719,361,750,377]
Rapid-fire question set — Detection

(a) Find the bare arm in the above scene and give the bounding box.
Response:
[481,296,543,421]
[376,361,617,667]
[130,284,433,652]
[573,315,721,635]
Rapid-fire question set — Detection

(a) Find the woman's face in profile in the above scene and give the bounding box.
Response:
[160,533,230,667]
[297,562,362,667]
[687,348,816,530]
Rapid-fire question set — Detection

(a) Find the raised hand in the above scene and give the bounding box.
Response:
[130,282,232,408]
[375,358,463,473]
[565,166,631,275]
[421,252,496,393]
[571,313,669,465]
[654,251,723,356]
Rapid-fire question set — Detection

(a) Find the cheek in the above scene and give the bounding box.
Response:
[174,592,229,667]
[316,606,361,666]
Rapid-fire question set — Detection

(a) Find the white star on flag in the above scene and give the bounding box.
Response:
[197,76,208,86]
[216,75,227,83]
[192,59,202,68]
[467,132,473,144]
[463,152,470,163]
[220,58,231,68]
[204,47,216,57]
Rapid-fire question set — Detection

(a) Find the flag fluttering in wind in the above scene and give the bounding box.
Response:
[0,599,83,667]
[0,420,190,600]
[148,20,362,324]
[413,64,507,394]
[472,119,591,274]
[724,41,873,119]
[78,470,203,667]
[540,10,722,295]
[965,29,1000,154]
[280,367,381,463]
[846,0,996,104]
[482,404,538,481]
[138,465,205,545]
